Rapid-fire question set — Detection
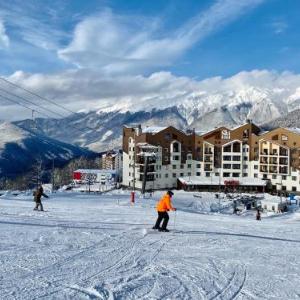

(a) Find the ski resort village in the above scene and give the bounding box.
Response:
[2,0,300,299]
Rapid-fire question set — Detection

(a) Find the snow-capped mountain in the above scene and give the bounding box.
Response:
[263,108,300,129]
[0,121,95,178]
[13,85,300,153]
[15,107,187,152]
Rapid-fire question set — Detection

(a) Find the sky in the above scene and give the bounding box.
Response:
[0,0,300,120]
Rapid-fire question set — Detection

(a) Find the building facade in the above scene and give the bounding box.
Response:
[122,123,300,192]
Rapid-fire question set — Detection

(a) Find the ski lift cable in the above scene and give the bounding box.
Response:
[0,77,76,115]
[0,94,53,119]
[0,76,111,131]
[0,77,118,136]
[0,87,66,118]
[0,94,99,136]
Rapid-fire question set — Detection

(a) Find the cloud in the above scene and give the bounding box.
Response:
[59,0,265,74]
[1,69,300,121]
[0,1,69,51]
[270,20,288,34]
[0,20,9,48]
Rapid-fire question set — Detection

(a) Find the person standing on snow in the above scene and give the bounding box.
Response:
[256,209,261,221]
[153,190,176,232]
[33,185,49,211]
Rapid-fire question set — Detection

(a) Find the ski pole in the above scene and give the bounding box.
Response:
[173,210,177,230]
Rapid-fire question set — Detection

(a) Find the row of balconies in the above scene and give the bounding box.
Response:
[260,149,289,156]
[260,157,289,165]
[259,166,289,174]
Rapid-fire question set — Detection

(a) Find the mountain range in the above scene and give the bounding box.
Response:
[0,121,95,179]
[15,86,300,152]
[1,85,300,179]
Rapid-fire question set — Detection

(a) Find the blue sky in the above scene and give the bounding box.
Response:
[0,0,299,78]
[1,0,300,120]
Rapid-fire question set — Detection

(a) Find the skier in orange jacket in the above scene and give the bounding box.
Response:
[153,191,176,232]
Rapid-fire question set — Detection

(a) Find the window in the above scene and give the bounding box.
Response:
[243,165,248,169]
[243,156,248,161]
[129,172,131,176]
[232,164,241,169]
[172,165,176,169]
[196,172,201,176]
[282,175,287,180]
[223,156,231,161]
[272,175,277,179]
[187,154,192,160]
[172,173,177,178]
[272,205,275,211]
[196,164,201,168]
[205,172,210,177]
[254,165,258,170]
[172,142,179,152]
[282,186,286,191]
[223,164,231,169]
[243,173,248,177]
[254,174,258,178]
[223,145,231,152]
[187,164,191,168]
[180,164,184,169]
[223,173,230,177]
[232,156,241,161]
[173,155,179,161]
[232,173,240,177]
[187,172,191,176]
[292,187,297,192]
[292,176,297,181]
[180,173,184,177]
[165,174,168,178]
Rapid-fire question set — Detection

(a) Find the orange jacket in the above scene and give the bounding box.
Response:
[156,194,174,212]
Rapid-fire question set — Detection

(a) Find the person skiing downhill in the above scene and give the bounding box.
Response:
[33,185,49,211]
[153,190,176,232]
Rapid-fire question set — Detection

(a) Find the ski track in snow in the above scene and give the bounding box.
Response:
[0,191,300,300]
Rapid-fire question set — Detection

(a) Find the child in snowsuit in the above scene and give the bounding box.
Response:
[33,185,49,211]
[153,191,176,232]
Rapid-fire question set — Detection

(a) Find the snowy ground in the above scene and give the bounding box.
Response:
[0,190,300,300]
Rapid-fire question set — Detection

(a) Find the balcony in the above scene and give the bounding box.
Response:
[204,158,213,163]
[260,158,268,164]
[269,167,278,174]
[139,166,155,173]
[136,157,156,164]
[269,158,278,165]
[204,164,212,171]
[260,167,268,173]
[279,150,288,157]
[279,158,288,165]
[260,149,269,155]
[204,150,213,155]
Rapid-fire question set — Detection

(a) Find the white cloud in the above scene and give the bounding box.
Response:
[270,20,288,34]
[0,20,9,48]
[59,0,265,74]
[1,69,300,121]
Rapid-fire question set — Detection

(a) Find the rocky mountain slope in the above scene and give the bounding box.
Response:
[0,121,95,179]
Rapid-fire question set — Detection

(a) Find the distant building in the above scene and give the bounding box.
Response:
[122,123,300,192]
[102,149,123,170]
[73,169,117,185]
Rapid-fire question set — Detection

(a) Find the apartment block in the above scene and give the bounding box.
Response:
[122,123,300,193]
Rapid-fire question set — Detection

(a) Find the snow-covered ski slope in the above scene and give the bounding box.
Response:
[0,191,299,300]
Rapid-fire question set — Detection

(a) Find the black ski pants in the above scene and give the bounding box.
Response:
[154,211,169,229]
[34,201,44,211]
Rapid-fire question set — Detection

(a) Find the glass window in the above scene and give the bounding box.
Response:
[165,174,168,178]
[196,172,201,176]
[172,165,176,169]
[187,164,192,168]
[172,173,177,178]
